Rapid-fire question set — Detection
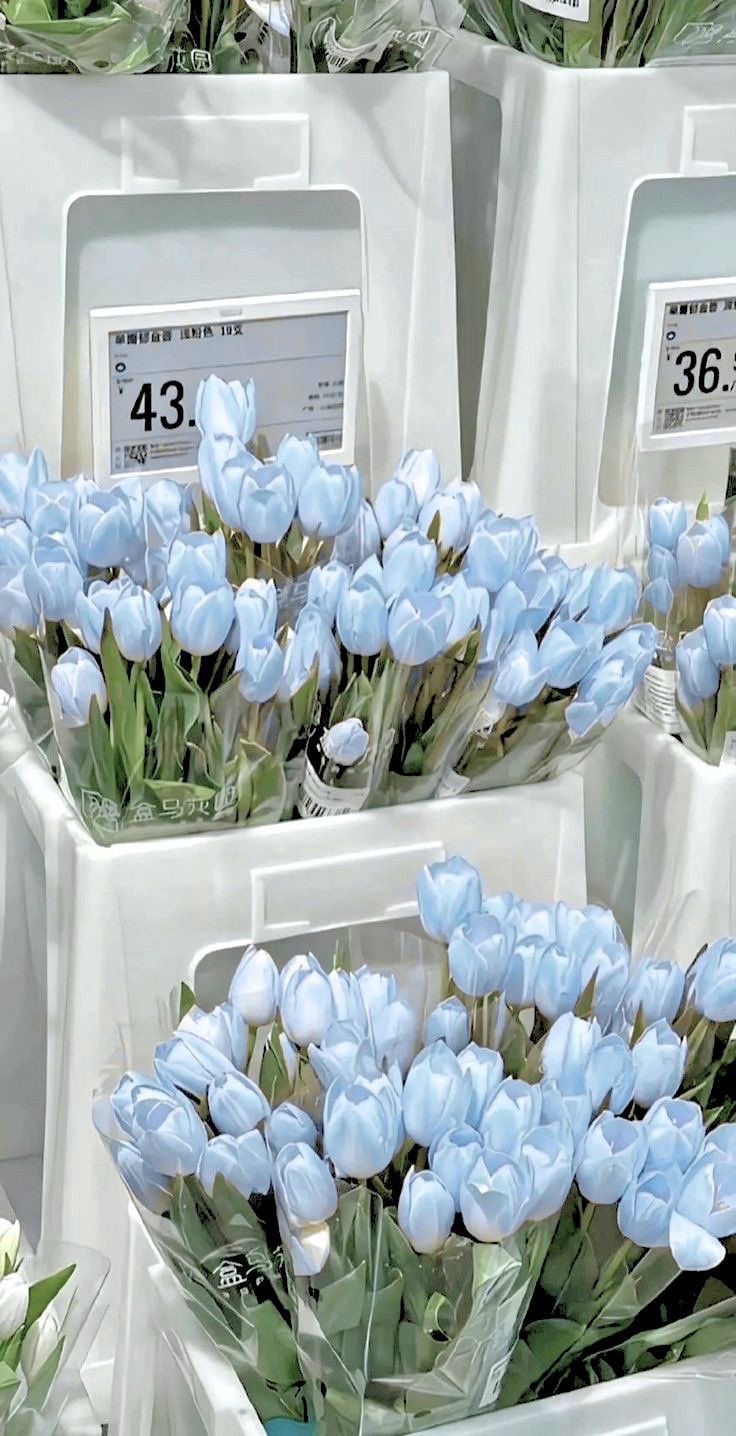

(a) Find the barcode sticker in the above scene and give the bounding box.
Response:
[297,760,370,819]
[636,664,680,735]
[521,0,590,20]
[720,731,736,767]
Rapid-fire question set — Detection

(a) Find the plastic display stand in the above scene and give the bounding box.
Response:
[0,72,460,487]
[113,1206,736,1436]
[444,35,736,555]
[584,705,736,966]
[0,695,585,1414]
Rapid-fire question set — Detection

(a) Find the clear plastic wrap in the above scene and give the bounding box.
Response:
[0,0,186,74]
[465,0,736,67]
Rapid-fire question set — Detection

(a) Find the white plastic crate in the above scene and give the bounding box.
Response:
[445,36,736,556]
[584,705,736,965]
[0,72,460,487]
[113,1206,736,1436]
[0,692,586,1414]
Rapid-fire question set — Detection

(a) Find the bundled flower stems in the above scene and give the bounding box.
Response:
[0,373,655,842]
[96,853,736,1433]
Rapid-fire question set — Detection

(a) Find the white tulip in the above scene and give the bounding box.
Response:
[228,946,280,1027]
[21,1308,60,1384]
[0,1271,29,1339]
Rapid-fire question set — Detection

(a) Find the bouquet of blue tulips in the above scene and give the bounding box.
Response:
[674,593,736,764]
[0,1219,107,1435]
[0,373,653,840]
[96,853,736,1432]
[636,495,732,735]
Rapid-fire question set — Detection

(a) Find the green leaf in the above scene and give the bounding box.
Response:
[696,492,711,520]
[88,694,118,802]
[172,1178,217,1265]
[0,1359,19,1393]
[99,622,143,786]
[317,1262,367,1338]
[422,1291,454,1340]
[248,1299,302,1389]
[367,1268,403,1377]
[25,1265,75,1330]
[178,982,196,1023]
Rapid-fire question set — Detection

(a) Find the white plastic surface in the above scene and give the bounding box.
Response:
[584,705,736,964]
[445,36,736,555]
[114,1207,736,1436]
[0,695,585,1412]
[0,73,460,488]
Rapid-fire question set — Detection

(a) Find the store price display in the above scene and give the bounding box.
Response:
[637,278,736,451]
[90,291,361,483]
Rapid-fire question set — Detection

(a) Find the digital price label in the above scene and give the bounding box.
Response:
[90,292,361,484]
[637,278,736,451]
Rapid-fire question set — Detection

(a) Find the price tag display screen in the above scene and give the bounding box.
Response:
[638,280,736,451]
[91,294,360,481]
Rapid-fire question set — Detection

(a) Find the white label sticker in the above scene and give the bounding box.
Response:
[297,760,370,819]
[720,731,736,767]
[521,0,590,22]
[437,769,470,800]
[636,664,680,735]
[638,279,736,451]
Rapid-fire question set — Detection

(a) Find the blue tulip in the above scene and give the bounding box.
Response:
[28,477,92,541]
[144,479,194,550]
[676,516,730,588]
[642,1098,704,1174]
[463,514,539,593]
[670,1156,736,1270]
[177,1003,248,1069]
[623,959,685,1027]
[0,449,48,521]
[125,1079,209,1177]
[169,531,228,592]
[388,589,450,665]
[233,578,279,658]
[504,935,547,1009]
[274,1142,338,1226]
[238,635,284,702]
[565,624,657,738]
[417,855,483,942]
[424,997,471,1055]
[403,1042,469,1148]
[197,436,258,530]
[197,1130,271,1199]
[25,536,84,623]
[285,604,341,698]
[229,945,280,1027]
[383,528,437,599]
[534,944,584,1021]
[108,578,162,661]
[266,1103,318,1155]
[433,573,489,646]
[642,578,674,617]
[479,580,526,665]
[320,718,369,766]
[492,630,549,708]
[584,567,640,634]
[280,952,336,1048]
[419,479,483,552]
[703,594,736,666]
[398,1167,455,1252]
[631,1021,687,1108]
[154,1033,236,1098]
[337,574,388,656]
[109,1069,159,1136]
[50,648,107,728]
[394,450,442,509]
[75,578,126,653]
[297,462,361,538]
[307,561,351,624]
[371,997,418,1077]
[429,1125,484,1208]
[618,1166,683,1247]
[0,519,31,570]
[374,472,419,539]
[648,498,688,552]
[521,1124,575,1220]
[539,620,604,689]
[308,1020,377,1090]
[460,1150,531,1241]
[195,376,256,445]
[688,938,736,1022]
[0,567,36,633]
[323,1071,403,1177]
[71,488,143,570]
[112,1140,173,1215]
[561,565,595,621]
[208,1071,270,1137]
[171,578,235,658]
[585,1034,636,1114]
[676,627,720,710]
[276,434,320,495]
[480,1077,543,1157]
[239,461,298,545]
[333,500,381,567]
[576,1113,647,1204]
[448,912,512,998]
[541,1013,601,1095]
[457,1044,504,1127]
[540,1081,592,1155]
[647,545,679,589]
[517,556,570,632]
[702,1124,736,1164]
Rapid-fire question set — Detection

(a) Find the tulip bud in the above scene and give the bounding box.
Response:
[398,1167,455,1253]
[423,997,470,1055]
[229,945,280,1028]
[21,1308,60,1384]
[0,1271,29,1339]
